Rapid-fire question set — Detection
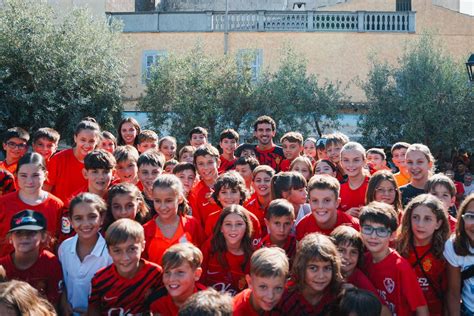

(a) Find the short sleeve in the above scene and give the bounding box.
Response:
[401,261,427,310]
[443,237,461,268]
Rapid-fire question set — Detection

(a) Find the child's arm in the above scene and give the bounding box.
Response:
[445,262,461,315]
[86,303,101,316]
[59,290,73,316]
[415,305,429,316]
[345,207,361,218]
[380,305,391,316]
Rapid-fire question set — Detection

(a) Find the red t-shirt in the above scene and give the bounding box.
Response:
[346,268,382,301]
[46,148,87,203]
[200,241,250,296]
[295,210,360,241]
[405,244,446,316]
[256,234,297,265]
[0,192,64,257]
[0,168,15,196]
[0,249,63,304]
[143,215,205,264]
[339,177,370,213]
[243,193,267,236]
[149,283,207,315]
[205,208,262,244]
[279,159,291,172]
[218,155,236,174]
[188,180,220,227]
[255,145,284,172]
[363,249,427,315]
[89,259,163,315]
[233,288,261,316]
[275,287,336,315]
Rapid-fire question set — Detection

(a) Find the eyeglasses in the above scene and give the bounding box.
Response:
[375,188,396,195]
[462,213,474,224]
[6,141,27,150]
[316,138,327,148]
[361,225,392,238]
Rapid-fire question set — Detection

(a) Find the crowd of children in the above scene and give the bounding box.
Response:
[0,114,473,315]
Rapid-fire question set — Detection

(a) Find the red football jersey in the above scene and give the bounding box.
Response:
[149,283,207,315]
[295,211,360,241]
[0,168,15,196]
[274,287,336,315]
[256,234,297,265]
[346,268,382,301]
[218,155,236,174]
[255,146,284,172]
[339,177,369,213]
[243,193,268,235]
[233,288,261,316]
[188,180,220,227]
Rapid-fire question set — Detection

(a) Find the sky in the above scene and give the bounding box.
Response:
[460,0,474,15]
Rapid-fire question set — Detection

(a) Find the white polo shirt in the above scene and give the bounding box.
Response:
[58,234,112,315]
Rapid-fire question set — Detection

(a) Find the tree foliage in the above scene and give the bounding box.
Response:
[0,0,127,142]
[139,45,344,144]
[359,33,473,151]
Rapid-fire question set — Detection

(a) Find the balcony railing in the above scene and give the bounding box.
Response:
[108,10,416,33]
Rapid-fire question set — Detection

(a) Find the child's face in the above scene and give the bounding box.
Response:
[235,164,253,184]
[304,259,333,295]
[109,237,145,278]
[254,123,275,146]
[406,151,431,181]
[217,185,241,208]
[326,143,342,164]
[463,201,474,243]
[252,171,272,197]
[179,151,194,164]
[116,160,138,184]
[120,122,137,145]
[220,138,238,156]
[374,180,396,205]
[430,184,455,211]
[309,189,339,227]
[163,262,202,301]
[17,163,46,194]
[32,137,57,160]
[160,140,177,161]
[303,141,317,159]
[74,129,98,159]
[291,161,311,181]
[70,201,103,240]
[391,148,407,170]
[221,213,246,247]
[195,155,218,183]
[83,168,113,194]
[246,274,286,311]
[360,221,393,257]
[153,187,179,222]
[317,147,328,160]
[175,170,196,195]
[367,153,385,170]
[340,150,365,178]
[138,164,161,192]
[10,230,44,254]
[315,161,336,177]
[264,215,293,244]
[3,137,28,162]
[111,193,139,221]
[282,140,302,160]
[137,140,158,154]
[336,243,359,276]
[99,138,116,154]
[411,205,442,246]
[190,133,207,148]
[286,187,308,206]
[164,163,177,174]
[241,148,257,159]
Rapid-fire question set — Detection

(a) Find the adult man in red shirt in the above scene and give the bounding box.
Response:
[253,116,284,172]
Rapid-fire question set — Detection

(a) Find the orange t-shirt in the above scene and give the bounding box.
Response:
[188,180,220,227]
[394,172,410,187]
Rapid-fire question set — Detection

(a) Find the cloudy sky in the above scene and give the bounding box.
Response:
[460,0,474,15]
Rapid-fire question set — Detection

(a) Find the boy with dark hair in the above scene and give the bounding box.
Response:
[114,145,139,185]
[136,130,159,154]
[235,143,257,159]
[164,159,179,174]
[391,142,411,187]
[366,148,390,173]
[235,156,260,191]
[218,128,239,174]
[1,127,29,174]
[253,116,284,172]
[32,127,60,161]
[425,173,458,231]
[325,132,349,182]
[173,162,197,197]
[279,132,303,172]
[189,127,208,148]
[359,202,428,316]
[88,218,163,314]
[137,150,165,212]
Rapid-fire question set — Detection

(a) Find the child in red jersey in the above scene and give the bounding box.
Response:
[159,136,178,162]
[271,171,311,226]
[426,174,458,232]
[178,145,195,164]
[218,129,239,174]
[315,159,338,178]
[136,129,159,154]
[0,127,29,175]
[244,165,275,234]
[279,132,303,172]
[137,150,165,212]
[32,127,60,162]
[45,119,100,203]
[143,174,204,265]
[189,126,208,148]
[113,145,140,185]
[88,218,163,315]
[234,156,260,192]
[290,156,313,181]
[206,172,261,242]
[0,153,63,257]
[173,162,197,199]
[104,183,151,230]
[397,194,450,316]
[150,243,206,315]
[391,142,411,187]
[275,233,343,315]
[339,142,370,218]
[0,168,15,197]
[366,170,403,219]
[296,175,359,241]
[98,131,117,154]
[233,247,289,315]
[201,205,254,296]
[359,202,428,316]
[366,148,390,173]
[188,144,221,226]
[257,199,296,264]
[325,132,349,182]
[0,210,63,307]
[117,117,141,147]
